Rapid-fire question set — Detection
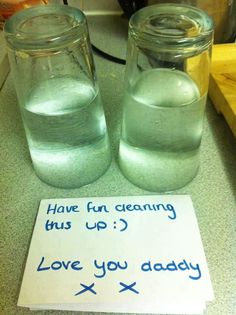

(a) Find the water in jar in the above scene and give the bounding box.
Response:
[119,68,206,192]
[22,75,111,188]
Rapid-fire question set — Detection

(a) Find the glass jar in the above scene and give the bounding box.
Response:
[118,4,213,192]
[4,5,111,188]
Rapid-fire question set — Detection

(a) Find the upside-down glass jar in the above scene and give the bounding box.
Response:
[4,5,111,188]
[118,4,213,192]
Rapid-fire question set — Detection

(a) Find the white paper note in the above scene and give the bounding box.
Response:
[18,195,214,314]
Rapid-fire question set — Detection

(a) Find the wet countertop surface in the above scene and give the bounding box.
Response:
[1,15,236,315]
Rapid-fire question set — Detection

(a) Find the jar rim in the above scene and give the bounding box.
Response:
[4,5,87,51]
[129,3,214,45]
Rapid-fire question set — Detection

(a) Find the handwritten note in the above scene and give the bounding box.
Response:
[18,195,214,314]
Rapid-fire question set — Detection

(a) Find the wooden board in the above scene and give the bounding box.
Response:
[209,43,236,137]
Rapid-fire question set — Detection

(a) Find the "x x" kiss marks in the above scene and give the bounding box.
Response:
[74,281,139,296]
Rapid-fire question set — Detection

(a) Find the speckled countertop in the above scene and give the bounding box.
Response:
[1,15,236,315]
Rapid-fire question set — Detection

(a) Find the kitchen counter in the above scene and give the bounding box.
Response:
[1,15,236,315]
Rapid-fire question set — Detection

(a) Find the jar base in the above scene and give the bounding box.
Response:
[118,142,200,192]
[31,137,112,189]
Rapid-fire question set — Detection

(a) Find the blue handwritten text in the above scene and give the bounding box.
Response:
[86,221,107,231]
[37,256,83,272]
[47,204,79,215]
[94,259,128,278]
[87,201,109,213]
[85,219,128,232]
[45,219,71,231]
[114,203,176,220]
[141,259,201,280]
